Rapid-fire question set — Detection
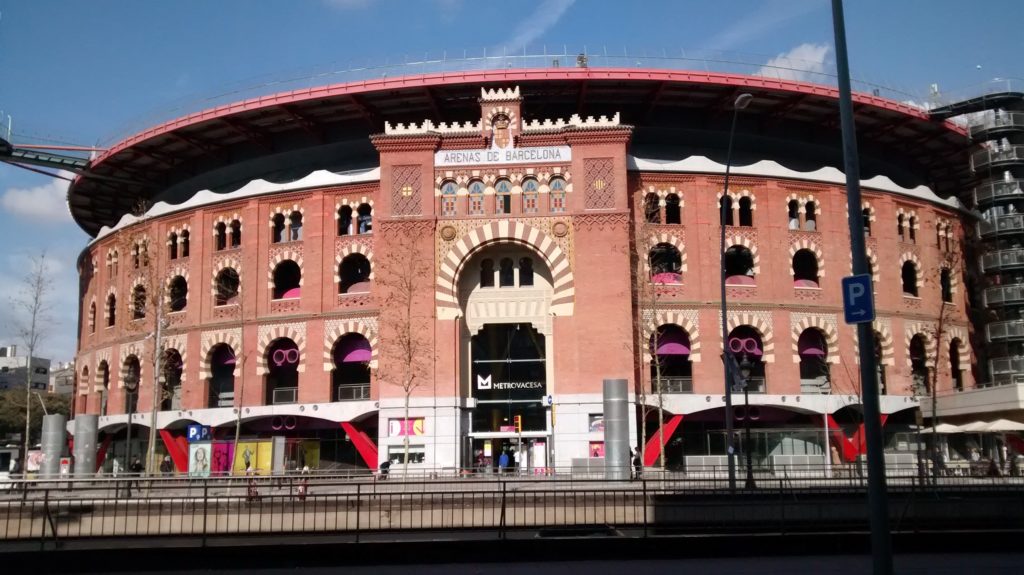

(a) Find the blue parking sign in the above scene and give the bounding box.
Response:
[842,274,875,324]
[187,424,210,442]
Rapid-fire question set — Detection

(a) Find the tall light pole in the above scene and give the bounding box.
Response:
[720,92,753,491]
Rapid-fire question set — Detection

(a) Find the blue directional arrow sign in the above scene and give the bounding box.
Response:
[842,274,875,324]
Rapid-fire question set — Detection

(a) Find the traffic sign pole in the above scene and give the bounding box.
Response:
[832,1,893,573]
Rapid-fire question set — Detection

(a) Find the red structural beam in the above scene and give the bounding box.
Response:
[95,435,112,472]
[341,421,379,470]
[159,429,189,473]
[644,414,684,467]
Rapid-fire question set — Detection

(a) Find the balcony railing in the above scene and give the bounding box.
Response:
[209,391,234,409]
[335,384,371,401]
[979,214,1024,238]
[984,283,1024,306]
[982,248,1024,272]
[972,145,1024,172]
[986,319,1024,342]
[990,356,1024,375]
[271,387,298,405]
[970,111,1024,138]
[653,376,692,394]
[975,179,1024,206]
[743,377,766,394]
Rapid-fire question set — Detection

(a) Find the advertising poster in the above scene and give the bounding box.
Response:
[233,440,273,474]
[589,441,605,458]
[300,440,321,469]
[388,418,425,437]
[211,442,234,476]
[189,443,211,478]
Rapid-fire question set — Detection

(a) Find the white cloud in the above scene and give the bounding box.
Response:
[1,171,73,222]
[706,0,822,52]
[756,43,832,83]
[494,0,575,54]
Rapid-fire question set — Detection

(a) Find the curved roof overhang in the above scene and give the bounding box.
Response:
[68,68,972,236]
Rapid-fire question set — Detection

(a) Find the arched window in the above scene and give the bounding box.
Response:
[522,178,539,214]
[940,268,953,303]
[897,214,905,240]
[862,208,872,236]
[132,244,141,269]
[726,326,766,392]
[89,302,96,333]
[338,205,353,235]
[132,285,147,319]
[495,179,512,215]
[644,193,660,223]
[798,328,829,393]
[719,196,734,226]
[649,243,682,284]
[339,254,372,294]
[725,246,755,285]
[168,276,188,312]
[168,232,178,260]
[480,259,495,287]
[910,334,929,394]
[499,257,515,287]
[332,333,371,401]
[738,197,753,227]
[215,222,227,251]
[950,339,964,391]
[549,177,566,213]
[901,261,918,296]
[123,358,140,412]
[665,194,681,224]
[288,212,303,241]
[788,200,800,230]
[793,249,819,287]
[873,331,887,394]
[180,230,189,257]
[266,338,300,405]
[97,361,110,416]
[908,216,917,242]
[208,344,236,408]
[357,203,372,234]
[651,325,692,393]
[106,294,116,327]
[161,349,183,411]
[804,201,817,231]
[230,219,242,247]
[272,260,301,299]
[272,213,286,243]
[468,180,485,215]
[441,181,458,217]
[214,268,240,306]
[519,257,534,287]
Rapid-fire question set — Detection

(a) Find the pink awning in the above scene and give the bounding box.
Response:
[798,330,827,356]
[656,330,691,355]
[281,287,301,298]
[794,279,819,288]
[726,275,755,286]
[651,272,682,285]
[336,336,372,364]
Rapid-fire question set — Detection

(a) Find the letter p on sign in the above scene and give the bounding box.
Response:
[842,274,875,324]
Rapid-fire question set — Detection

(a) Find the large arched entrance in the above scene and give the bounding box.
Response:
[266,338,300,404]
[332,333,371,401]
[208,344,235,408]
[459,243,554,473]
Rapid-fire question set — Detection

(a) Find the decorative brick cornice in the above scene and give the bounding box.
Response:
[370,133,441,153]
[562,127,633,146]
[573,212,629,231]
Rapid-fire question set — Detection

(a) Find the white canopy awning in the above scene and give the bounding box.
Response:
[984,419,1024,432]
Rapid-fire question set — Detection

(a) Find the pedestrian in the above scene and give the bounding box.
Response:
[159,456,173,476]
[930,447,946,479]
[245,466,260,502]
[1011,454,1021,478]
[297,466,310,501]
[129,456,144,488]
[632,448,642,480]
[498,449,510,474]
[379,460,391,480]
[987,458,1002,478]
[512,448,522,474]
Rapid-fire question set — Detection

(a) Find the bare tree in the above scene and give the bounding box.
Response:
[926,250,962,438]
[375,223,433,475]
[12,251,53,471]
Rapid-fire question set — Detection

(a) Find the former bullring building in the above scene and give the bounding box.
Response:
[68,66,992,473]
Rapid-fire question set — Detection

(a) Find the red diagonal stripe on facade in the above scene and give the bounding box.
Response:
[644,414,684,467]
[341,421,379,470]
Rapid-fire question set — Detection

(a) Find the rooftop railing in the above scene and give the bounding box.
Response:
[972,145,1024,172]
[969,111,1024,138]
[979,214,1024,238]
[975,179,1024,206]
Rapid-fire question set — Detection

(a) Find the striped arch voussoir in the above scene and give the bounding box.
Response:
[904,322,935,368]
[789,238,825,278]
[726,313,774,363]
[323,320,379,371]
[874,323,895,366]
[211,258,242,295]
[268,251,304,288]
[644,312,701,364]
[726,235,759,274]
[199,331,242,379]
[118,341,145,389]
[946,326,971,370]
[647,233,687,274]
[436,221,574,319]
[791,319,839,364]
[257,326,307,375]
[334,243,375,283]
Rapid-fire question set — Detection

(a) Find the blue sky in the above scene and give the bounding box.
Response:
[0,0,1019,362]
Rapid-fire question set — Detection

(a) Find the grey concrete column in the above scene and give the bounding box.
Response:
[603,378,629,480]
[41,414,67,479]
[73,415,99,478]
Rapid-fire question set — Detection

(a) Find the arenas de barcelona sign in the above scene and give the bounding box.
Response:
[435,145,571,167]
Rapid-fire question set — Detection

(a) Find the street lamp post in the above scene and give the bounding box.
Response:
[720,92,753,491]
[738,355,756,489]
